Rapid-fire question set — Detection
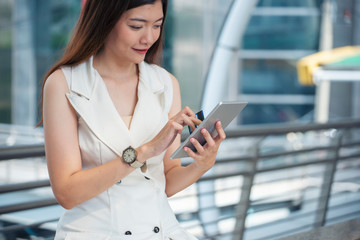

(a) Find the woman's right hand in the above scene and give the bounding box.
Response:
[141,106,202,160]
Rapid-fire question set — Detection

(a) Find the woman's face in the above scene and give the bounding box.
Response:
[105,0,163,64]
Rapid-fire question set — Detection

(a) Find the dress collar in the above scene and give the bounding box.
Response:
[70,57,165,100]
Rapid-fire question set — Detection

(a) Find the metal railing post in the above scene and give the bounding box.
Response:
[196,173,220,237]
[232,137,263,240]
[314,131,343,227]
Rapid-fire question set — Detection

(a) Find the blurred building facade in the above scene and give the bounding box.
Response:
[0,0,359,126]
[239,0,322,124]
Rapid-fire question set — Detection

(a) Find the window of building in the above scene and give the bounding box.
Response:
[239,0,323,124]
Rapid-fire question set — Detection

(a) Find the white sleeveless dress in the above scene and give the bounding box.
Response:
[55,57,197,240]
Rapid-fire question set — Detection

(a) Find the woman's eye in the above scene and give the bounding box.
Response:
[129,25,142,30]
[153,25,162,29]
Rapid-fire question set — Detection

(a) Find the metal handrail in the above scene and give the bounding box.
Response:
[0,199,58,215]
[225,119,360,137]
[1,119,359,156]
[178,119,360,141]
[0,179,50,194]
[0,218,59,233]
[0,144,45,161]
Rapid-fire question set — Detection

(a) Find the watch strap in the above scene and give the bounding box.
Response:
[130,160,144,168]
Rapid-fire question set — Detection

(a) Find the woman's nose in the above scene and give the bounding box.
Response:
[140,28,156,45]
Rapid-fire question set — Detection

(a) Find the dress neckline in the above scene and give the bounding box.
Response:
[90,56,141,133]
[121,116,133,130]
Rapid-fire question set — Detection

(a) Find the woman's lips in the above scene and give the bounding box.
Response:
[133,48,148,54]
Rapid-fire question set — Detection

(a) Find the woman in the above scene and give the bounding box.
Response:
[41,0,226,239]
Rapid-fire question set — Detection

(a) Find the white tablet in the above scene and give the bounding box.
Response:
[170,101,247,159]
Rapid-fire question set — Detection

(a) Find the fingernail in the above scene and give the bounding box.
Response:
[201,129,206,134]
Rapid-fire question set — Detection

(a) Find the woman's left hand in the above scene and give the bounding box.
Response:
[183,121,226,172]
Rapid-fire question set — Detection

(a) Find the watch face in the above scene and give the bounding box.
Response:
[123,148,136,163]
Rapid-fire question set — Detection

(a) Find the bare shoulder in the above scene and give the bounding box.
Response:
[42,67,77,134]
[168,72,180,91]
[44,68,69,94]
[42,68,75,119]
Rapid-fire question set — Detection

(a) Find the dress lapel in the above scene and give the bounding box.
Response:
[129,62,167,145]
[66,78,131,157]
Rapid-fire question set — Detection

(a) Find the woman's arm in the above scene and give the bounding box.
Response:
[163,74,226,197]
[43,69,140,209]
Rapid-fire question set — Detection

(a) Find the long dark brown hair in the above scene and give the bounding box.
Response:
[38,0,168,126]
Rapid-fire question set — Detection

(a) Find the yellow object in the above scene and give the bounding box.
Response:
[297,46,360,85]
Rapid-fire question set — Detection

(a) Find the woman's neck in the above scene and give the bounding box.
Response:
[93,49,137,81]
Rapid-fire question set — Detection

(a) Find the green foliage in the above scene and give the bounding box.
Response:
[51,32,70,49]
[0,30,12,48]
